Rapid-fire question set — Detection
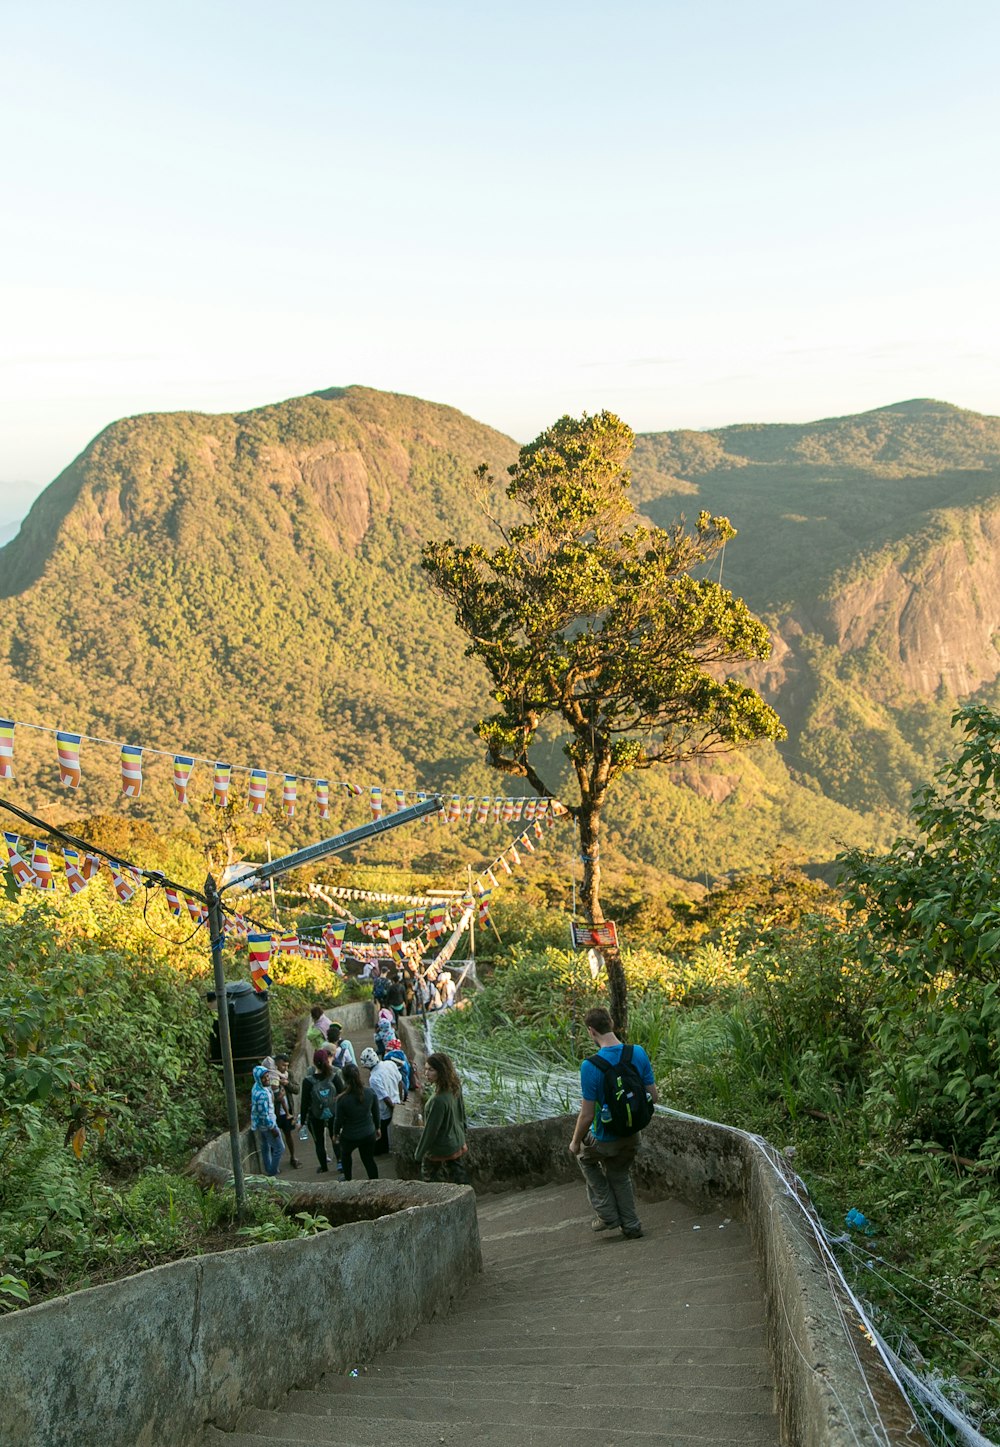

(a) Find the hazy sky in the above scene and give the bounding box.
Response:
[3,0,999,523]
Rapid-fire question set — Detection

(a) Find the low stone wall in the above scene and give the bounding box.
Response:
[0,1179,480,1447]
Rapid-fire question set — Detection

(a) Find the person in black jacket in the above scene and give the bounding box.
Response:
[299,1049,344,1174]
[333,1063,381,1180]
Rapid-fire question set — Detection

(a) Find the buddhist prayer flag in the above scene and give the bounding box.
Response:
[519,831,535,853]
[173,755,195,804]
[109,862,139,904]
[534,819,544,840]
[345,782,364,797]
[476,797,490,824]
[416,790,430,825]
[509,844,521,867]
[427,904,447,940]
[512,799,525,821]
[248,769,268,813]
[82,853,102,882]
[0,720,13,779]
[394,789,406,813]
[478,890,491,926]
[322,922,347,969]
[524,798,537,821]
[164,886,182,916]
[387,911,405,952]
[62,848,88,894]
[502,798,514,823]
[121,744,143,797]
[213,763,232,808]
[463,796,475,821]
[4,833,36,887]
[316,780,330,819]
[248,933,273,991]
[492,798,503,823]
[31,843,55,891]
[277,933,301,955]
[56,731,82,788]
[282,775,298,817]
[370,785,382,820]
[498,854,512,875]
[184,893,204,923]
[486,870,499,889]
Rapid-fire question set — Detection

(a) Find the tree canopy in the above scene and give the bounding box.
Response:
[423,410,785,1026]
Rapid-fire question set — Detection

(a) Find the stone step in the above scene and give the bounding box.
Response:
[386,1339,773,1369]
[428,1300,768,1331]
[211,1410,780,1447]
[318,1361,774,1392]
[278,1384,776,1423]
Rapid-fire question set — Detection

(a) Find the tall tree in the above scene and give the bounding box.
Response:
[422,411,784,1030]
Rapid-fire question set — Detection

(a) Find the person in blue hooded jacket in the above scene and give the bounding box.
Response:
[250,1064,285,1177]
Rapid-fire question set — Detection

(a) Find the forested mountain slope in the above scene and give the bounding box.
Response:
[1,388,997,884]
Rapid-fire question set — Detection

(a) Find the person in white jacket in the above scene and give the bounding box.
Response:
[361,1047,402,1155]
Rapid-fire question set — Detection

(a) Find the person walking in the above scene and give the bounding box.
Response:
[414,1052,470,1184]
[250,1064,285,1177]
[327,1021,356,1070]
[272,1053,301,1169]
[568,1007,657,1240]
[300,1048,344,1174]
[333,1063,381,1180]
[360,1047,402,1155]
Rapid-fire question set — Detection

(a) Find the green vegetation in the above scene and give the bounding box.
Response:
[0,866,345,1310]
[423,410,783,1027]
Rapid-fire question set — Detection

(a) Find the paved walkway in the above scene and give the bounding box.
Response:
[205,1181,780,1446]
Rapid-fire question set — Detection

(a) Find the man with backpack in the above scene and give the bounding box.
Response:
[568,1006,658,1240]
[300,1048,345,1174]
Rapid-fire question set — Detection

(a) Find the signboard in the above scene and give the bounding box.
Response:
[570,921,618,950]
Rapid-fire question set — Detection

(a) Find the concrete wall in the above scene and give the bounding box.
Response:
[0,1180,480,1447]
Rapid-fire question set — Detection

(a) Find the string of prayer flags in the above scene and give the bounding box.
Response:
[56,731,82,788]
[4,833,36,887]
[31,843,55,891]
[0,720,14,779]
[173,755,195,804]
[248,769,268,814]
[248,933,273,992]
[62,848,88,894]
[316,780,330,819]
[213,763,232,808]
[370,785,383,820]
[282,775,297,817]
[121,744,143,797]
[322,922,346,970]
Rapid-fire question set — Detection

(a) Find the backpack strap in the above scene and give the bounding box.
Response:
[588,1045,630,1076]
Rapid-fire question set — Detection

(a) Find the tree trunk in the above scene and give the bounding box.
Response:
[578,804,628,1035]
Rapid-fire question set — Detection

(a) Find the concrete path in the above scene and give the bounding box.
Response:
[205,1181,780,1445]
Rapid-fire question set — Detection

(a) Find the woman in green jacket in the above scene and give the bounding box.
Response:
[415,1052,470,1184]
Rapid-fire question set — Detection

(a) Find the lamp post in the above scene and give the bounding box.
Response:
[208,795,443,1214]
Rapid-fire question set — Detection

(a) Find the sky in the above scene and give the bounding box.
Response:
[2,0,999,525]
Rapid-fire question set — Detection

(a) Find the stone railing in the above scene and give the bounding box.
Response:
[0,1177,480,1447]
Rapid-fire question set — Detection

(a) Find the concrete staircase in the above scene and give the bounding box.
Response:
[205,1182,780,1445]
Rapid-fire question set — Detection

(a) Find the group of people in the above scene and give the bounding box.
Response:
[365,961,457,1016]
[251,996,656,1236]
[249,1002,471,1185]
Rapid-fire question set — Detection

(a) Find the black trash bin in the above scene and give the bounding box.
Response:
[209,981,271,1074]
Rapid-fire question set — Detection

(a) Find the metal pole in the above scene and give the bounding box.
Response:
[205,872,247,1216]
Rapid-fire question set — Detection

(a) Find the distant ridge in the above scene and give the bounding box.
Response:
[1,386,999,882]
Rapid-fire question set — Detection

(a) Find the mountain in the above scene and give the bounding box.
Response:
[1,388,998,887]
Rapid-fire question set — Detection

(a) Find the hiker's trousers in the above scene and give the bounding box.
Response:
[577,1132,642,1233]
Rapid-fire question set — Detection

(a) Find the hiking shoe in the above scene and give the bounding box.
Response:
[592,1218,619,1233]
[621,1227,644,1240]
